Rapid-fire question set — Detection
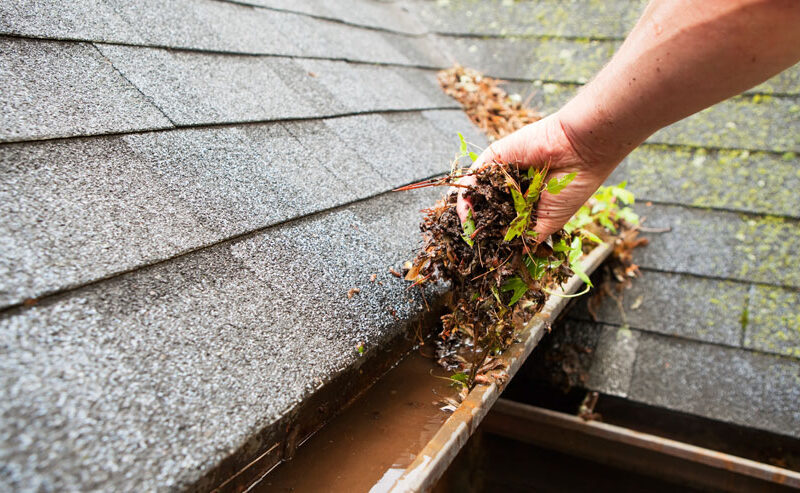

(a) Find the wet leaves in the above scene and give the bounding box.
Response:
[438,65,542,141]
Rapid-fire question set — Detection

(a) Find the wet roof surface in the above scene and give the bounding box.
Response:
[1,0,798,490]
[0,1,485,490]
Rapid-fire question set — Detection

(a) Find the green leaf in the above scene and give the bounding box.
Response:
[525,168,545,203]
[501,276,529,305]
[564,206,592,233]
[591,201,608,214]
[458,132,467,155]
[510,187,526,215]
[570,262,593,287]
[461,209,476,246]
[579,229,603,244]
[597,212,617,233]
[504,212,529,242]
[523,255,547,280]
[450,372,469,384]
[546,172,577,194]
[553,238,569,252]
[611,185,635,205]
[491,285,503,305]
[568,236,583,264]
[617,207,639,225]
[469,151,479,162]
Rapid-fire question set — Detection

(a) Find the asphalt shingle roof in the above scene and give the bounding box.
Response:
[2,0,798,490]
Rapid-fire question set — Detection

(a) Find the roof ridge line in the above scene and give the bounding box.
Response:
[570,317,800,363]
[637,266,800,293]
[638,199,800,223]
[0,34,445,71]
[211,0,430,38]
[0,106,459,146]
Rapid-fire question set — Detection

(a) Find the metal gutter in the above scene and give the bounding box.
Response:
[389,242,614,492]
[484,399,800,492]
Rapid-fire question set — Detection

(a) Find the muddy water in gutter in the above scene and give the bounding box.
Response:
[255,350,458,492]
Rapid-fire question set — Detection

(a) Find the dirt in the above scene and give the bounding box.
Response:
[403,162,580,388]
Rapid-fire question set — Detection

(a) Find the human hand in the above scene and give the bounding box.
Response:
[456,112,625,238]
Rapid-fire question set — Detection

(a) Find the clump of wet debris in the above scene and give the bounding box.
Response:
[399,155,593,390]
[396,65,647,394]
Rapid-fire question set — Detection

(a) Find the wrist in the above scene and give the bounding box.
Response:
[555,84,646,169]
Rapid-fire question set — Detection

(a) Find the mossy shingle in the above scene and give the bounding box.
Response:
[610,145,800,218]
[412,0,645,39]
[633,204,800,289]
[571,271,747,346]
[746,285,800,359]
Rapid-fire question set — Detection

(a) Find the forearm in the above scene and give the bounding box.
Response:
[559,0,800,165]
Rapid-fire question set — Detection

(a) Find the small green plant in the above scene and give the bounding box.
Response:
[565,181,638,236]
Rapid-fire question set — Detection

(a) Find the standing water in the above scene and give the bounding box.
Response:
[256,350,458,492]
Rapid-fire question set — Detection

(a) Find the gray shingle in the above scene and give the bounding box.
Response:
[96,44,317,125]
[421,109,486,148]
[633,204,800,289]
[322,110,483,187]
[0,38,172,142]
[296,59,449,113]
[586,325,640,398]
[435,35,618,83]
[306,17,412,65]
[108,0,298,55]
[391,66,458,108]
[652,96,800,153]
[0,127,274,307]
[407,0,644,38]
[494,81,800,153]
[379,31,452,68]
[571,271,747,347]
[0,188,439,492]
[746,285,800,359]
[628,332,800,438]
[0,0,142,43]
[609,146,800,219]
[229,0,426,35]
[324,114,412,185]
[281,119,390,199]
[435,36,800,97]
[97,45,453,126]
[382,112,459,180]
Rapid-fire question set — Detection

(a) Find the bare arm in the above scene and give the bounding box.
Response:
[458,0,800,235]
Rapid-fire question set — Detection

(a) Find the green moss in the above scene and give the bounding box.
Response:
[733,215,800,287]
[745,285,800,358]
[622,146,800,217]
[652,97,799,152]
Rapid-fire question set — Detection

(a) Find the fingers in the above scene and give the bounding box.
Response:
[456,126,538,224]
